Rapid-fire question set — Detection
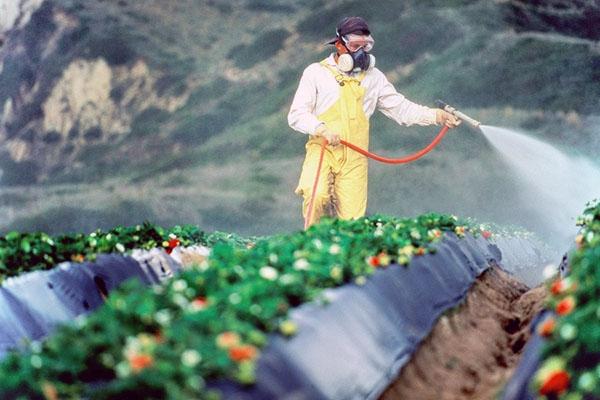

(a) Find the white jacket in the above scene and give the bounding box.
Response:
[288,54,438,135]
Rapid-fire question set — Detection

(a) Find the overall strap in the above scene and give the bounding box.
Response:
[319,60,366,86]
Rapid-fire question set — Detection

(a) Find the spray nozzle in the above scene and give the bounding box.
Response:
[435,100,481,128]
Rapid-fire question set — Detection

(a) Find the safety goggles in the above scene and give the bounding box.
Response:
[341,33,374,52]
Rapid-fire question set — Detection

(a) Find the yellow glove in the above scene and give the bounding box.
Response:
[436,110,462,129]
[314,124,341,146]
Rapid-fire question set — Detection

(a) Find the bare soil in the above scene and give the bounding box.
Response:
[381,266,547,400]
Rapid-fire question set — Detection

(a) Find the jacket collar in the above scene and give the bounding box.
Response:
[325,53,337,66]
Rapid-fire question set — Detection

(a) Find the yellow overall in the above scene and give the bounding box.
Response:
[295,61,369,226]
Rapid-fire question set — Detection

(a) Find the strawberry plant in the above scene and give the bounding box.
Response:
[0,222,254,282]
[0,213,488,399]
[534,200,600,399]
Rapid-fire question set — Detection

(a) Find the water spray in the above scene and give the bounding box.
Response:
[435,100,481,129]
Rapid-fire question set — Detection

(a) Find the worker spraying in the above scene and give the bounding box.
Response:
[288,16,463,228]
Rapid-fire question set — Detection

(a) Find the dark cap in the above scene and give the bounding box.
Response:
[326,16,370,45]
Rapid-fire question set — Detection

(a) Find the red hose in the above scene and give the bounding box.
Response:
[341,125,449,164]
[304,137,328,230]
[304,125,450,229]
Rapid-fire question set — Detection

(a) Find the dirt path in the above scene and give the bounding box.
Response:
[381,267,547,400]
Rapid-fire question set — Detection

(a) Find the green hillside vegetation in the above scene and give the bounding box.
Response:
[0,0,598,238]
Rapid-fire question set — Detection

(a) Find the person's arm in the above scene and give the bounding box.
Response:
[375,71,438,126]
[376,72,460,128]
[287,65,324,135]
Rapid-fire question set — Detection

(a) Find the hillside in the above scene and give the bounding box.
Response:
[0,0,599,239]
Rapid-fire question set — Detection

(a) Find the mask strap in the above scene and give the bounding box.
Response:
[340,36,352,55]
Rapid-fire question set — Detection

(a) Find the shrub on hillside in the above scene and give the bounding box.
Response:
[503,0,600,41]
[228,29,291,69]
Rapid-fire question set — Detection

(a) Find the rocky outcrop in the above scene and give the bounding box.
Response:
[42,58,127,141]
[1,56,189,181]
[0,1,190,183]
[0,0,45,33]
[41,57,187,144]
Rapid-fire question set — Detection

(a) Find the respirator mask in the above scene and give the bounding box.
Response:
[337,33,376,73]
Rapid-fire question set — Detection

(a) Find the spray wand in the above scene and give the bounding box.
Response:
[435,100,482,129]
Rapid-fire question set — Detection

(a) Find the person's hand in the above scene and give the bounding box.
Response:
[436,110,461,129]
[315,124,341,146]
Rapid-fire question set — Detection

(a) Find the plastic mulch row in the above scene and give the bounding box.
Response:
[0,251,181,357]
[0,235,551,398]
[210,233,552,400]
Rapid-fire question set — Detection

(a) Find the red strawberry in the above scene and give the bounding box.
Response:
[229,345,258,362]
[537,317,555,337]
[539,370,570,396]
[556,296,575,316]
[550,279,565,295]
[191,297,208,311]
[368,255,380,267]
[128,353,154,373]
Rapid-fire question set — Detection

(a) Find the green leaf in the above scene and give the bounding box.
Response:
[20,240,31,253]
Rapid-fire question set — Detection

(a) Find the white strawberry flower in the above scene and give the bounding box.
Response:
[172,293,189,308]
[115,361,131,378]
[259,266,278,281]
[172,279,188,292]
[181,349,202,368]
[198,260,210,271]
[293,258,309,271]
[354,276,367,286]
[30,355,42,369]
[584,213,594,224]
[155,309,172,326]
[250,304,262,315]
[293,250,306,258]
[586,231,594,242]
[279,273,296,286]
[329,244,341,255]
[153,286,164,295]
[559,323,577,341]
[330,266,342,280]
[228,292,241,304]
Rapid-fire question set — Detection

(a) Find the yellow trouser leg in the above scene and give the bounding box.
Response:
[334,158,368,219]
